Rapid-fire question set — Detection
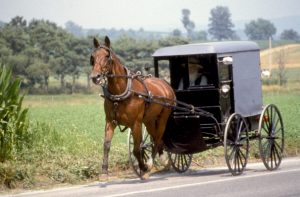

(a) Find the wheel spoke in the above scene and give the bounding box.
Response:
[180,155,185,171]
[273,115,280,131]
[263,141,271,158]
[226,139,234,145]
[239,147,247,163]
[266,108,271,129]
[236,149,241,172]
[271,145,278,166]
[228,146,236,161]
[274,140,283,153]
[174,154,178,167]
[262,123,269,135]
[183,155,188,169]
[275,127,283,136]
[274,141,283,157]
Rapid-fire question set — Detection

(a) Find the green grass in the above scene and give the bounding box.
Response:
[263,91,300,155]
[0,95,131,190]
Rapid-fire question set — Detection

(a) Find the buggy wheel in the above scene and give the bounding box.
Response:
[128,125,153,178]
[168,152,192,173]
[224,113,249,176]
[258,104,284,171]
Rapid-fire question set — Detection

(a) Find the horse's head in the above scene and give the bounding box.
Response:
[90,36,113,85]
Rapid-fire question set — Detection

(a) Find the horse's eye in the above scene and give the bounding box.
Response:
[90,56,94,66]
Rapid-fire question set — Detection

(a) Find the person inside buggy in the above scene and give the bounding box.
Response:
[188,57,208,86]
[174,55,212,90]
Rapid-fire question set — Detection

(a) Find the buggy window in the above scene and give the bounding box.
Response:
[169,57,189,90]
[157,60,170,83]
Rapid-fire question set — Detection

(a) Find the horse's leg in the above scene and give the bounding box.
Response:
[131,122,150,179]
[144,121,157,168]
[153,109,171,167]
[101,121,115,179]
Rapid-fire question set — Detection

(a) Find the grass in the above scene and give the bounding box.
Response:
[0,95,131,191]
[1,90,299,190]
[263,91,300,155]
[1,67,300,191]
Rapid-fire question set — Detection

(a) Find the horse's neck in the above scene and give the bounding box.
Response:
[107,60,128,95]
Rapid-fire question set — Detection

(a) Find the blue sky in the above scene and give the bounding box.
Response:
[0,0,299,31]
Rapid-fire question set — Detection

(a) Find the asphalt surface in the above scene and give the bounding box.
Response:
[2,157,300,197]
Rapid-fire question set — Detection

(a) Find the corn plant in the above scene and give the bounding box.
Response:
[0,65,29,162]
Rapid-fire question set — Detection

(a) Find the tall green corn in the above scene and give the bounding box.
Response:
[0,65,29,162]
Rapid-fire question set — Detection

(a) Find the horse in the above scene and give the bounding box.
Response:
[90,36,176,180]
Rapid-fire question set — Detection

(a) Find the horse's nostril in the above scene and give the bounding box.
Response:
[90,74,102,85]
[90,74,100,80]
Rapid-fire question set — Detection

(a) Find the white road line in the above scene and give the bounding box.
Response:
[104,167,300,197]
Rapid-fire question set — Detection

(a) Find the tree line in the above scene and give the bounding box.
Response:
[0,16,188,94]
[179,6,300,41]
[1,6,299,94]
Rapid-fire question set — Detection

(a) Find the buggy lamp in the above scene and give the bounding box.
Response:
[222,57,233,65]
[221,84,230,93]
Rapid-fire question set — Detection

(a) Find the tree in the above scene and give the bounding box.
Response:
[8,16,27,27]
[208,6,235,40]
[2,17,30,54]
[181,9,196,39]
[26,60,51,91]
[172,29,182,37]
[195,31,208,41]
[245,18,276,40]
[65,21,84,37]
[280,29,300,41]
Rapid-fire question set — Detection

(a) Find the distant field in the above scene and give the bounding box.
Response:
[260,44,300,69]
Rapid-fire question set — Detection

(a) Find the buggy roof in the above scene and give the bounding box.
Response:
[152,41,259,57]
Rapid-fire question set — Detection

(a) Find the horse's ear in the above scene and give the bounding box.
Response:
[104,36,111,48]
[93,37,100,48]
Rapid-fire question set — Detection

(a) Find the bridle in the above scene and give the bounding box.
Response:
[90,45,114,86]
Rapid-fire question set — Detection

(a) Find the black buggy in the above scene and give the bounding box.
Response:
[128,41,284,176]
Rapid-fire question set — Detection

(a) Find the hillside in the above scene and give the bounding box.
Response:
[260,44,300,69]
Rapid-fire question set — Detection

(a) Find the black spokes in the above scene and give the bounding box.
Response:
[224,113,249,176]
[128,125,153,177]
[168,152,193,173]
[259,104,284,171]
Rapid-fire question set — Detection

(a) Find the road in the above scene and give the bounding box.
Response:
[3,157,300,197]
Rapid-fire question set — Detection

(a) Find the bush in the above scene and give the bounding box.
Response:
[0,65,29,162]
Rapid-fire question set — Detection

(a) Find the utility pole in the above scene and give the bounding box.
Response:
[268,36,272,72]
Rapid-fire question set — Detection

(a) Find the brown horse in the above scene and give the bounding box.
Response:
[90,36,175,179]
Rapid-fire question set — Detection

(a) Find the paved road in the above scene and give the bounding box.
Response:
[3,157,300,197]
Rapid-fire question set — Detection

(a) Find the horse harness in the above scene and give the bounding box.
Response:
[94,44,214,132]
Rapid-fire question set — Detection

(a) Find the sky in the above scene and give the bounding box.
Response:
[0,0,300,31]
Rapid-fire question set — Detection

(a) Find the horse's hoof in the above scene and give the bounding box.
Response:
[99,173,109,182]
[141,172,150,180]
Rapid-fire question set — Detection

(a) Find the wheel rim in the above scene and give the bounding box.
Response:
[168,152,192,173]
[128,125,153,177]
[259,104,284,170]
[224,113,249,176]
